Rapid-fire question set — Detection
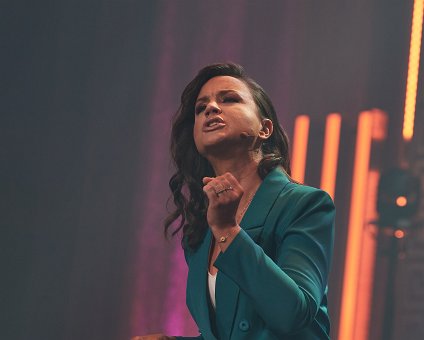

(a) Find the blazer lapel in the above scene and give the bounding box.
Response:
[186,231,216,339]
[215,168,290,338]
[242,167,290,229]
[215,268,241,339]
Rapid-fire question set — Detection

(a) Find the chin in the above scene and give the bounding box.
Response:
[196,135,227,150]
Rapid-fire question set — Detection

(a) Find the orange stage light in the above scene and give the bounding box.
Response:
[291,115,310,183]
[403,0,424,141]
[371,110,388,141]
[339,109,388,340]
[338,111,374,340]
[353,170,379,340]
[394,229,405,239]
[320,113,341,200]
[396,196,408,207]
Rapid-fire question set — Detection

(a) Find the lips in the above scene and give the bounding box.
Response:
[203,117,226,132]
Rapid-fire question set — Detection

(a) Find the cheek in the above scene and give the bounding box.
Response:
[240,112,262,130]
[193,119,203,149]
[193,116,201,133]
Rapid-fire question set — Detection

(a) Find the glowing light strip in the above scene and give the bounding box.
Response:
[403,0,424,141]
[320,113,341,199]
[291,115,310,183]
[353,170,379,340]
[338,111,373,340]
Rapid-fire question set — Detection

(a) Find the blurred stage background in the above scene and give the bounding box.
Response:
[3,1,424,339]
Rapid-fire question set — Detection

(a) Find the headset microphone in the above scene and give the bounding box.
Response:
[240,132,254,139]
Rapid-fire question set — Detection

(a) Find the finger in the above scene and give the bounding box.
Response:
[203,183,218,199]
[203,174,240,199]
[204,183,235,203]
[222,172,244,194]
[203,177,225,196]
[202,176,214,185]
[214,178,235,196]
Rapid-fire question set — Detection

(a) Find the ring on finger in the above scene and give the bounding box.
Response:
[215,186,234,196]
[213,185,223,196]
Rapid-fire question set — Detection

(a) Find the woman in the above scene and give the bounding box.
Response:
[137,63,335,340]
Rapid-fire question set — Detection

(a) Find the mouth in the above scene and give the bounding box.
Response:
[203,117,226,132]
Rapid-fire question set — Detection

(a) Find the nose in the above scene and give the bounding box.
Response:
[205,102,222,116]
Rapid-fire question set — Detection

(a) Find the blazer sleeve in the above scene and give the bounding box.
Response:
[213,187,335,336]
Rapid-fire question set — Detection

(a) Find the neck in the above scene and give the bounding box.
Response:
[212,152,260,180]
[208,152,263,213]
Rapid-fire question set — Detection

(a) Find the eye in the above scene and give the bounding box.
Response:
[195,104,206,115]
[222,95,240,103]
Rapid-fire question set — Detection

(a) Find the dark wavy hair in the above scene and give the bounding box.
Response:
[164,63,292,250]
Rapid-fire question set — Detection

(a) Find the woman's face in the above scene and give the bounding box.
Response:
[193,76,264,156]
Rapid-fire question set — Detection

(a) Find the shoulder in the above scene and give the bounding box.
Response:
[262,168,334,208]
[269,182,335,239]
[278,181,334,210]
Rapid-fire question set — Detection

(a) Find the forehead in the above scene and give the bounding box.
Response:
[197,76,252,98]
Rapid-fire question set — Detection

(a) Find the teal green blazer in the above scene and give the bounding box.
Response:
[176,168,335,340]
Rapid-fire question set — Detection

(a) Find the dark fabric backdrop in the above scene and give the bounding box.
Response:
[2,1,413,339]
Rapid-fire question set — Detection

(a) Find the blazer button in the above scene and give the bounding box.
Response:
[238,319,250,332]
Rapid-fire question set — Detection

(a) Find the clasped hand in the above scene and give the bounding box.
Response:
[202,172,244,229]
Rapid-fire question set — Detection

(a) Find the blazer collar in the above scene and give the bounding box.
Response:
[240,167,290,229]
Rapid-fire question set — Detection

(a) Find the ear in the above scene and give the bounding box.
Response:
[258,119,273,140]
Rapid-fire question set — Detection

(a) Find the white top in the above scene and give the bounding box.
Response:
[208,271,217,309]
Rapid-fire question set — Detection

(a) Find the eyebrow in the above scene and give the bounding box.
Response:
[195,89,241,104]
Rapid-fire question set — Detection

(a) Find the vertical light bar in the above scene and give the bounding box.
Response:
[338,111,374,340]
[403,0,424,141]
[354,110,387,340]
[291,115,310,183]
[320,113,342,199]
[353,170,380,340]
